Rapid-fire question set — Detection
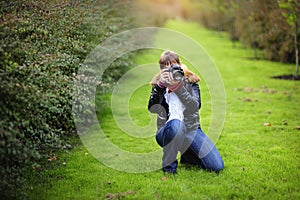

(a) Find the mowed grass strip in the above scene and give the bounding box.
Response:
[28,20,299,200]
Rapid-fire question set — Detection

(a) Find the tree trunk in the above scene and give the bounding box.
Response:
[254,46,257,60]
[295,21,299,78]
[252,34,258,60]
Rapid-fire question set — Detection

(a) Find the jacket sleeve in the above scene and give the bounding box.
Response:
[148,85,167,114]
[173,81,201,111]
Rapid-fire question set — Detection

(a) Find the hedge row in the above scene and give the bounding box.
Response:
[0,0,134,199]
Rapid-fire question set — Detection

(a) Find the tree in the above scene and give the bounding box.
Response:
[236,0,265,60]
[226,0,239,48]
[279,0,300,78]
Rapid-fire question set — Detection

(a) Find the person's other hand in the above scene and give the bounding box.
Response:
[159,70,172,86]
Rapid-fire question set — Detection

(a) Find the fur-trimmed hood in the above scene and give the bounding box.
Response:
[150,64,201,86]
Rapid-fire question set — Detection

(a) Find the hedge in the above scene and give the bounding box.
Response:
[0,0,134,199]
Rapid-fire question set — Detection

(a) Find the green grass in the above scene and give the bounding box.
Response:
[28,20,299,199]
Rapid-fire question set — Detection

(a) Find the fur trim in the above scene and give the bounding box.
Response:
[150,64,200,86]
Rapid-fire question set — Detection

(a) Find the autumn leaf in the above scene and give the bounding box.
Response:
[47,155,58,161]
[264,122,272,126]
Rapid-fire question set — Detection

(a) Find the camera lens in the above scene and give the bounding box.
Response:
[173,70,183,81]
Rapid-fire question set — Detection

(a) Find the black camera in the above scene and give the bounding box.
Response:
[163,64,184,81]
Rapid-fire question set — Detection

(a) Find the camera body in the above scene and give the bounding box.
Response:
[163,64,184,81]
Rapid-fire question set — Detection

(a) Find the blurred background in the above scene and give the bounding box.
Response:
[132,0,299,65]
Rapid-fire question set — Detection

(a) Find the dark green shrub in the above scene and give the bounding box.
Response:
[0,0,135,199]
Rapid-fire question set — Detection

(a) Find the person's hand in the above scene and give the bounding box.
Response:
[159,70,180,87]
[158,70,171,87]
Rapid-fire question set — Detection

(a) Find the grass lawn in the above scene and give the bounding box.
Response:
[28,20,299,199]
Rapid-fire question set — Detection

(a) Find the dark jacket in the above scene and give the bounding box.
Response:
[148,78,201,132]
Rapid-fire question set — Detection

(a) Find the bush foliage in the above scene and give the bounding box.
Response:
[0,0,134,199]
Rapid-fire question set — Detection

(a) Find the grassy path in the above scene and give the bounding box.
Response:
[28,20,299,199]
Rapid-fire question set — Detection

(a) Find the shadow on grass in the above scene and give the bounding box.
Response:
[271,74,300,81]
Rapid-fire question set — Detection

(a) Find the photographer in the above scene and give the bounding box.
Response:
[148,50,224,174]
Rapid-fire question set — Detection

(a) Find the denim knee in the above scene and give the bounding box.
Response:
[201,147,224,172]
[156,119,186,147]
[167,119,186,133]
[208,158,224,172]
[167,118,184,133]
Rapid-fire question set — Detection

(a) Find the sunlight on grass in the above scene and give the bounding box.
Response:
[129,84,153,126]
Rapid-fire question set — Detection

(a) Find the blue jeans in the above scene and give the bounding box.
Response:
[156,119,224,173]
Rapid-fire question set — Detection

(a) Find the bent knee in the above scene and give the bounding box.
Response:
[166,119,186,134]
[210,160,224,173]
[201,154,224,173]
